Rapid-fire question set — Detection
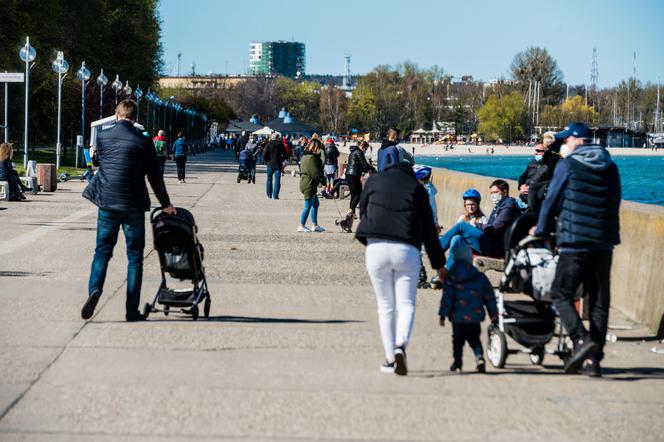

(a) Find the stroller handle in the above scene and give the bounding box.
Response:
[517,234,553,248]
[150,206,179,224]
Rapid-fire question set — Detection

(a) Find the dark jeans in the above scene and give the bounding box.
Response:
[158,156,167,177]
[452,323,483,364]
[266,166,281,198]
[175,155,187,181]
[552,250,612,362]
[88,208,145,315]
[347,174,362,213]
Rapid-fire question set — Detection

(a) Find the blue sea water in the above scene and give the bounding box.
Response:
[417,155,664,207]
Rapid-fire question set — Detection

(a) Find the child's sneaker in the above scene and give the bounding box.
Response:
[380,361,396,374]
[450,361,462,372]
[394,346,408,376]
[475,356,486,373]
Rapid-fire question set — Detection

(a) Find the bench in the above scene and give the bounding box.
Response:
[473,256,505,274]
[0,181,9,201]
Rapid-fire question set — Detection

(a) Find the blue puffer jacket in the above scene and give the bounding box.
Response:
[376,139,399,172]
[172,137,189,156]
[83,120,170,212]
[439,261,497,323]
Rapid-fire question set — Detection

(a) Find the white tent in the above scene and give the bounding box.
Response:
[252,126,273,136]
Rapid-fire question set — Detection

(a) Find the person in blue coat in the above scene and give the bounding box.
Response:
[172,132,189,183]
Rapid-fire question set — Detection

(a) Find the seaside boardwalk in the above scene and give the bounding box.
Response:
[0,149,663,441]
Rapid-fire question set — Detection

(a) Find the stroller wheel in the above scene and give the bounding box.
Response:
[487,325,507,368]
[529,348,545,365]
[204,296,211,318]
[191,305,199,321]
[142,302,151,319]
[164,305,170,316]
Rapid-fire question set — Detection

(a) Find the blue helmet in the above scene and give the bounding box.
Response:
[462,188,481,201]
[412,165,432,180]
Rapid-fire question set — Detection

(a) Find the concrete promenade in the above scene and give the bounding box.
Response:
[0,150,663,441]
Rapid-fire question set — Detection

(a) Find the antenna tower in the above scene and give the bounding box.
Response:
[590,47,599,109]
[342,54,352,90]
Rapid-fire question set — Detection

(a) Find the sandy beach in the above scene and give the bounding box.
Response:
[338,142,664,158]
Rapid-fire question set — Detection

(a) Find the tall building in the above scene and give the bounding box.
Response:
[249,41,305,78]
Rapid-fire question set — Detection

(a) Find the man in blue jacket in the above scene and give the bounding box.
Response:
[376,127,402,172]
[82,100,176,322]
[533,122,621,377]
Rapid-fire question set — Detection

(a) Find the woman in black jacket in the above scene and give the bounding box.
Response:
[0,143,25,201]
[345,141,375,218]
[355,158,446,376]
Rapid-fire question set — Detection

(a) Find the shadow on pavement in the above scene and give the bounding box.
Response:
[410,366,664,381]
[209,315,364,324]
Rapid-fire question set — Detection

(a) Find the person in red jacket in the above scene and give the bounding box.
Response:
[152,129,169,177]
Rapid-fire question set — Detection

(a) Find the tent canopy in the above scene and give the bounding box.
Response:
[252,126,274,135]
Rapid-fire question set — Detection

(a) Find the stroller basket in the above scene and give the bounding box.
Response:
[503,300,555,348]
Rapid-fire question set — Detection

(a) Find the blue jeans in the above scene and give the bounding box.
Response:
[88,208,145,314]
[266,166,281,198]
[439,221,483,269]
[300,195,319,225]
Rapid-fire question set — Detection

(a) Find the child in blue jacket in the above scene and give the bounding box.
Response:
[439,237,498,372]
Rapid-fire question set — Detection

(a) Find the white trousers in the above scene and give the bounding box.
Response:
[365,239,421,362]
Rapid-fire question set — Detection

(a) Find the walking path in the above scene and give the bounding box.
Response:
[0,150,662,441]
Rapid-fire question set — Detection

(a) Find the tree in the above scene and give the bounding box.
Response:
[274,77,320,126]
[319,84,347,133]
[477,92,526,142]
[540,96,598,128]
[510,47,565,103]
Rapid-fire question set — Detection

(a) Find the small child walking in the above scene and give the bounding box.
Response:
[414,165,441,288]
[438,237,497,372]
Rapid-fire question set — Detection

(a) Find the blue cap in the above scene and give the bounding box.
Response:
[555,122,589,139]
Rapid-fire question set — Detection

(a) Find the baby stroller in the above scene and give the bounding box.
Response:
[486,214,572,368]
[237,149,255,183]
[143,208,211,320]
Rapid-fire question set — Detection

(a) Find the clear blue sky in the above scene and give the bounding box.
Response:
[159,0,664,87]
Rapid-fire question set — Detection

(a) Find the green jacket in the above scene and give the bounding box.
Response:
[299,151,324,199]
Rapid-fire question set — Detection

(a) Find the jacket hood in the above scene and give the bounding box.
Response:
[448,261,482,282]
[569,143,612,171]
[380,139,398,149]
[349,145,358,152]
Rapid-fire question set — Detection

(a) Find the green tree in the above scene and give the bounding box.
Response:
[540,96,598,128]
[477,92,526,142]
[274,77,320,126]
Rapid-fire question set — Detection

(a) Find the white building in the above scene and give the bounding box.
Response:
[249,42,263,74]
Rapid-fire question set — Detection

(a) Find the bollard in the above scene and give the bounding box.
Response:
[37,163,57,192]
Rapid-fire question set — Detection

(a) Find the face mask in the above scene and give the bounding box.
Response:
[490,193,502,204]
[560,144,571,158]
[535,154,544,162]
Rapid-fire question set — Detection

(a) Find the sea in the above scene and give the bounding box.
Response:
[417,155,664,207]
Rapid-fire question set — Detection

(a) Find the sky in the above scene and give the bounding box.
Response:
[159,0,664,88]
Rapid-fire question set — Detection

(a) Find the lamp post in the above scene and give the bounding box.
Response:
[96,69,107,119]
[134,85,143,123]
[112,74,122,106]
[123,81,132,99]
[51,51,69,169]
[76,62,91,168]
[18,36,36,169]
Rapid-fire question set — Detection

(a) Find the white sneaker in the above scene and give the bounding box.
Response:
[297,225,311,233]
[380,361,396,374]
[312,225,326,233]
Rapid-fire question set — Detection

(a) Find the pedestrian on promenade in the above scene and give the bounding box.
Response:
[532,122,621,377]
[81,99,176,322]
[298,138,326,233]
[264,132,286,199]
[345,141,375,218]
[376,127,402,172]
[439,239,497,373]
[355,154,446,376]
[323,138,340,193]
[413,165,440,289]
[245,134,261,177]
[152,129,169,177]
[172,132,189,183]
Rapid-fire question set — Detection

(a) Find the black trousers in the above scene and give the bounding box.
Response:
[551,251,612,362]
[175,155,187,181]
[452,323,483,364]
[158,156,166,177]
[347,174,362,213]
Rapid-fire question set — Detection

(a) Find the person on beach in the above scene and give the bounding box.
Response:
[439,179,520,267]
[264,132,286,199]
[457,189,487,228]
[439,240,497,373]
[531,122,621,377]
[152,129,169,177]
[323,138,340,194]
[172,132,189,183]
[355,154,446,376]
[297,138,326,233]
[345,141,375,218]
[81,100,176,322]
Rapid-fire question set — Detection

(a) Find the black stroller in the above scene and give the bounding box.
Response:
[486,214,572,368]
[237,149,255,183]
[143,207,211,320]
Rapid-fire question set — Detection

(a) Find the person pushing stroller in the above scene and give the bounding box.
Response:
[439,239,497,372]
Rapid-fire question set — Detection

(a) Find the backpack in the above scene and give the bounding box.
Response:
[154,139,166,155]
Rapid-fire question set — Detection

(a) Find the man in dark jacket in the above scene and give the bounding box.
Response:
[533,122,621,377]
[81,100,175,322]
[518,143,549,204]
[263,132,285,199]
[346,141,376,217]
[323,139,340,193]
[376,127,401,172]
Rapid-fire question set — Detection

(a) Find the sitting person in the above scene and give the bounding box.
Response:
[0,143,26,201]
[525,132,562,214]
[439,179,521,268]
[457,188,487,228]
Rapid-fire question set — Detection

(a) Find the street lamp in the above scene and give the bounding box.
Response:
[19,36,36,169]
[123,81,132,98]
[76,61,91,168]
[96,69,107,119]
[134,85,143,123]
[51,50,69,169]
[112,74,122,106]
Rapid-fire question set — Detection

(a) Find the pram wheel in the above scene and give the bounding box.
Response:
[236,176,241,183]
[191,305,199,321]
[529,348,545,365]
[204,296,211,318]
[142,302,151,319]
[487,325,508,368]
[164,305,170,316]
